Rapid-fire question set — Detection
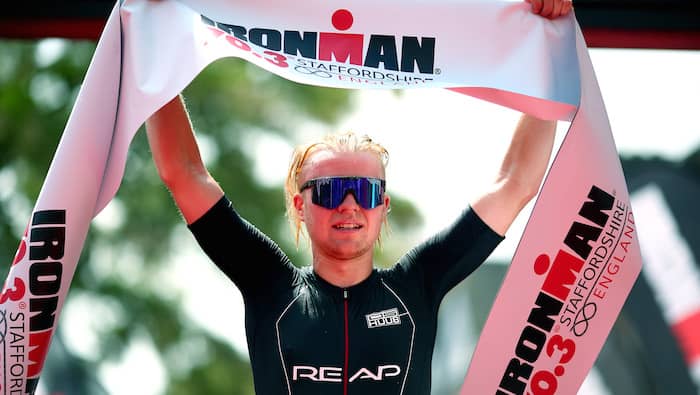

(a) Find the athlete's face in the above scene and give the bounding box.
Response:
[294,150,390,261]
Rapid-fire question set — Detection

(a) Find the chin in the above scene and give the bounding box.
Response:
[331,244,371,260]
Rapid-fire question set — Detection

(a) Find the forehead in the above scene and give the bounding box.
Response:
[302,150,384,181]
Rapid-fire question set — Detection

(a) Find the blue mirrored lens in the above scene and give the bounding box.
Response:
[304,177,384,209]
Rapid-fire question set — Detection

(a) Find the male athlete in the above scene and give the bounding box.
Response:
[145,1,572,393]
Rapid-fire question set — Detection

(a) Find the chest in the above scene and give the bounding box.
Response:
[260,281,429,393]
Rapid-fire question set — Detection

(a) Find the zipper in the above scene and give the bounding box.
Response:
[343,288,349,395]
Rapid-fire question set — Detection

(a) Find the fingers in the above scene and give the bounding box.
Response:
[529,0,544,14]
[550,0,564,18]
[561,0,573,16]
[540,0,554,18]
[528,0,573,19]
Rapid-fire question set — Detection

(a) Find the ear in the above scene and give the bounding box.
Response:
[384,193,391,214]
[293,193,305,221]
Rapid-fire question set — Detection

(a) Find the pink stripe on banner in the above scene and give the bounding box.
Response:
[459,25,642,395]
[0,3,124,394]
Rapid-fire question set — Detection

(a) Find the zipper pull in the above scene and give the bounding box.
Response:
[343,289,348,299]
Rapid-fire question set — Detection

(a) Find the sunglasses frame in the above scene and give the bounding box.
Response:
[300,176,386,210]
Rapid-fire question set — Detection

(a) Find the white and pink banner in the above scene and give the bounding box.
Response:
[0,0,642,394]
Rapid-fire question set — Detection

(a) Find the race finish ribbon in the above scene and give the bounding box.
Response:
[0,0,642,393]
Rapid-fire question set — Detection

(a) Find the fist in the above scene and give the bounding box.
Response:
[526,0,573,19]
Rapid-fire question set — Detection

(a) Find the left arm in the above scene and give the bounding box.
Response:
[470,0,571,235]
[471,114,556,236]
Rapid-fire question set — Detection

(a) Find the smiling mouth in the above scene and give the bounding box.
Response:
[333,224,362,230]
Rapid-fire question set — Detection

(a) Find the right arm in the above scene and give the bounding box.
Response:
[145,95,224,224]
[148,96,296,295]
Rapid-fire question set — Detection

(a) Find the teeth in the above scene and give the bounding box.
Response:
[335,224,360,229]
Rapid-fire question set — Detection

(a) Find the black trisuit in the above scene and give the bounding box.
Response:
[189,196,503,395]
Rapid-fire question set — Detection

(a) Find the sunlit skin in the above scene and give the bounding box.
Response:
[293,150,390,288]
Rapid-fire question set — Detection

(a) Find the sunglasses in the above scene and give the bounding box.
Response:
[300,176,386,209]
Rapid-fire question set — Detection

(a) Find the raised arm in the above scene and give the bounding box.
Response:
[471,114,556,236]
[145,95,224,224]
[470,0,571,235]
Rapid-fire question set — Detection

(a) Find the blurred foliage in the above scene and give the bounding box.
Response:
[0,38,423,394]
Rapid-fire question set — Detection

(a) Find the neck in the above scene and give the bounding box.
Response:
[312,253,373,288]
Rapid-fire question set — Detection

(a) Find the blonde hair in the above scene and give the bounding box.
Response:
[285,131,390,246]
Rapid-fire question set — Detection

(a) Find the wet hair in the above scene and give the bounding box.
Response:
[284,131,389,246]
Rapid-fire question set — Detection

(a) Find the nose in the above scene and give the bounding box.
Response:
[336,192,360,211]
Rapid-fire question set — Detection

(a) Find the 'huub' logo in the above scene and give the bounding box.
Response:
[366,308,401,328]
